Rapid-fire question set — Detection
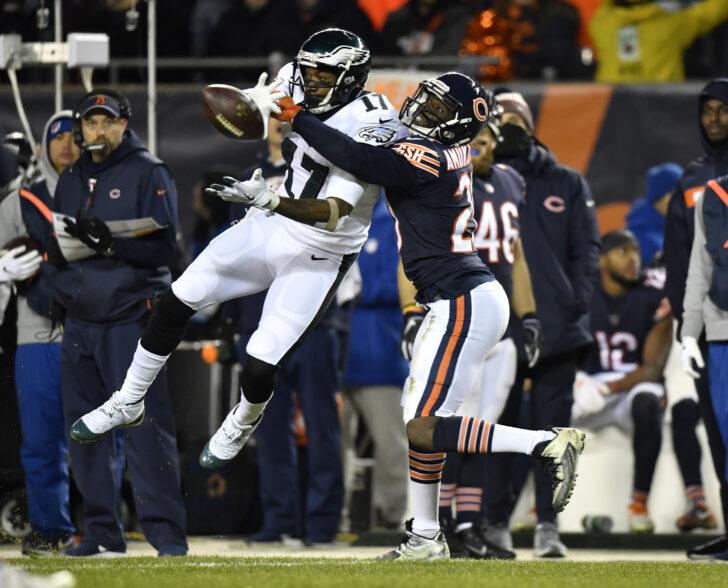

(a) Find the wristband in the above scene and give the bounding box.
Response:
[325,198,339,231]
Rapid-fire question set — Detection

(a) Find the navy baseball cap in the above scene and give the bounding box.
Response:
[78,93,123,119]
[601,229,639,255]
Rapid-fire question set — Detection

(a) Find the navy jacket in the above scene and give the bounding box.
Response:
[49,130,178,325]
[498,142,600,359]
[664,78,728,332]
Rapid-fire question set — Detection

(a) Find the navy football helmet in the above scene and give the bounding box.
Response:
[400,72,491,147]
[291,28,371,114]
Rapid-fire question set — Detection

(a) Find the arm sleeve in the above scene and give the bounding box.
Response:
[292,112,418,191]
[681,196,711,340]
[676,0,728,47]
[566,173,601,312]
[111,165,178,267]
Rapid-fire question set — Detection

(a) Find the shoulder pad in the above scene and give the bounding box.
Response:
[391,139,441,177]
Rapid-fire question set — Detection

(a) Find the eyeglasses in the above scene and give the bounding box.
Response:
[82,118,122,130]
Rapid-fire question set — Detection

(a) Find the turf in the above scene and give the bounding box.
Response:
[14,557,728,588]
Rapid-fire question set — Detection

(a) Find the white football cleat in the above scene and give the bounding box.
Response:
[70,391,144,442]
[199,405,262,469]
[375,523,449,561]
[532,427,585,513]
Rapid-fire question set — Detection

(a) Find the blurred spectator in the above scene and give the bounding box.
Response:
[572,230,673,534]
[189,165,237,259]
[563,0,602,52]
[340,195,409,532]
[290,0,377,53]
[590,0,728,83]
[460,0,583,81]
[379,0,472,56]
[189,0,234,58]
[0,111,79,556]
[359,0,409,31]
[625,163,683,268]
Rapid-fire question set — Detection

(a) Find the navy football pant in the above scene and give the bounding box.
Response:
[61,317,187,551]
[15,343,74,535]
[708,341,728,525]
[250,327,344,543]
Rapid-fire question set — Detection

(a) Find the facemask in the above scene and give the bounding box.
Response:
[493,124,532,159]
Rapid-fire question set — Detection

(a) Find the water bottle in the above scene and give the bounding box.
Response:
[582,515,613,533]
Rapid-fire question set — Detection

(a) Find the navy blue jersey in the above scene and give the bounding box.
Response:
[472,163,525,300]
[291,112,493,304]
[582,270,667,375]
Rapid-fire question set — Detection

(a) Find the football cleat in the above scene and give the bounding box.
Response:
[199,406,262,469]
[532,427,585,513]
[688,534,728,560]
[21,531,74,557]
[676,500,718,532]
[628,501,654,534]
[375,520,449,561]
[70,391,144,442]
[480,521,514,551]
[456,525,515,560]
[533,522,567,558]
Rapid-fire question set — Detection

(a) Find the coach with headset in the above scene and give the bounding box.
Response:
[46,89,187,557]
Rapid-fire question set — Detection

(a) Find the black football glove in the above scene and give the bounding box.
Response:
[46,235,67,267]
[522,312,543,368]
[401,307,426,361]
[64,212,114,256]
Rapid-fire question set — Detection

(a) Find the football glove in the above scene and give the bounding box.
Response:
[680,335,704,379]
[0,245,43,282]
[273,96,303,124]
[572,371,609,420]
[206,168,280,210]
[521,312,543,368]
[401,306,426,361]
[63,213,114,256]
[244,73,285,140]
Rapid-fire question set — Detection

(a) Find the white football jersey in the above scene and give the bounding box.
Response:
[274,62,400,255]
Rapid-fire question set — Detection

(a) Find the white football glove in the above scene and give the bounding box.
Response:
[205,168,280,210]
[244,73,285,140]
[680,335,705,379]
[0,245,43,283]
[572,371,609,420]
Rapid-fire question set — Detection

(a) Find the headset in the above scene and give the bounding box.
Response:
[71,88,132,148]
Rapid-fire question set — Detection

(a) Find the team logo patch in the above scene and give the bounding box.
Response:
[109,188,121,199]
[473,97,489,121]
[358,125,396,144]
[544,195,565,213]
[50,121,62,134]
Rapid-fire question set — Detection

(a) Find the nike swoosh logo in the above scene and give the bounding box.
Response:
[157,189,167,195]
[88,235,100,244]
[379,118,393,124]
[310,254,327,261]
[586,200,595,207]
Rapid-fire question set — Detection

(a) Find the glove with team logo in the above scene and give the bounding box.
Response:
[206,168,280,211]
[244,73,285,140]
[680,335,704,379]
[401,305,426,361]
[0,245,43,282]
[522,312,543,368]
[273,96,303,124]
[63,212,114,257]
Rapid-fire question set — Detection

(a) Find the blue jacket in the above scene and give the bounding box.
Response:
[343,196,408,387]
[498,142,601,359]
[49,130,178,325]
[664,78,728,331]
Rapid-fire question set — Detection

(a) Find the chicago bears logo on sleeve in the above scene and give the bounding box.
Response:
[357,125,397,144]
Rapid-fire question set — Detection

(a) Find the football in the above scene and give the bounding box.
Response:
[201,84,265,141]
[1,235,43,292]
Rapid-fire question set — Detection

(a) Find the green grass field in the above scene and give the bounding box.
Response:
[13,557,728,588]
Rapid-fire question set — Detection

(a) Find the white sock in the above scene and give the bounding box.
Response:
[410,480,442,539]
[118,343,169,404]
[489,424,556,455]
[231,388,268,426]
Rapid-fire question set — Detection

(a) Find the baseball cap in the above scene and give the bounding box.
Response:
[47,118,72,143]
[78,93,123,119]
[495,91,534,134]
[601,229,639,255]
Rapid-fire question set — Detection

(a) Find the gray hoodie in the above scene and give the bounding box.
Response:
[0,110,73,345]
[681,191,728,342]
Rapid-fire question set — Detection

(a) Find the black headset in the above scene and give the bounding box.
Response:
[71,88,132,147]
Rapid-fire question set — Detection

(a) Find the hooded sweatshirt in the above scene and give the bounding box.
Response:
[664,78,728,331]
[0,110,72,345]
[591,0,728,82]
[626,162,683,266]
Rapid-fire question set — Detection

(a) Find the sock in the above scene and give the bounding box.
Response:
[439,483,456,521]
[432,416,554,455]
[455,487,482,524]
[409,446,446,539]
[119,342,170,404]
[232,386,268,426]
[631,489,649,509]
[456,453,486,524]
